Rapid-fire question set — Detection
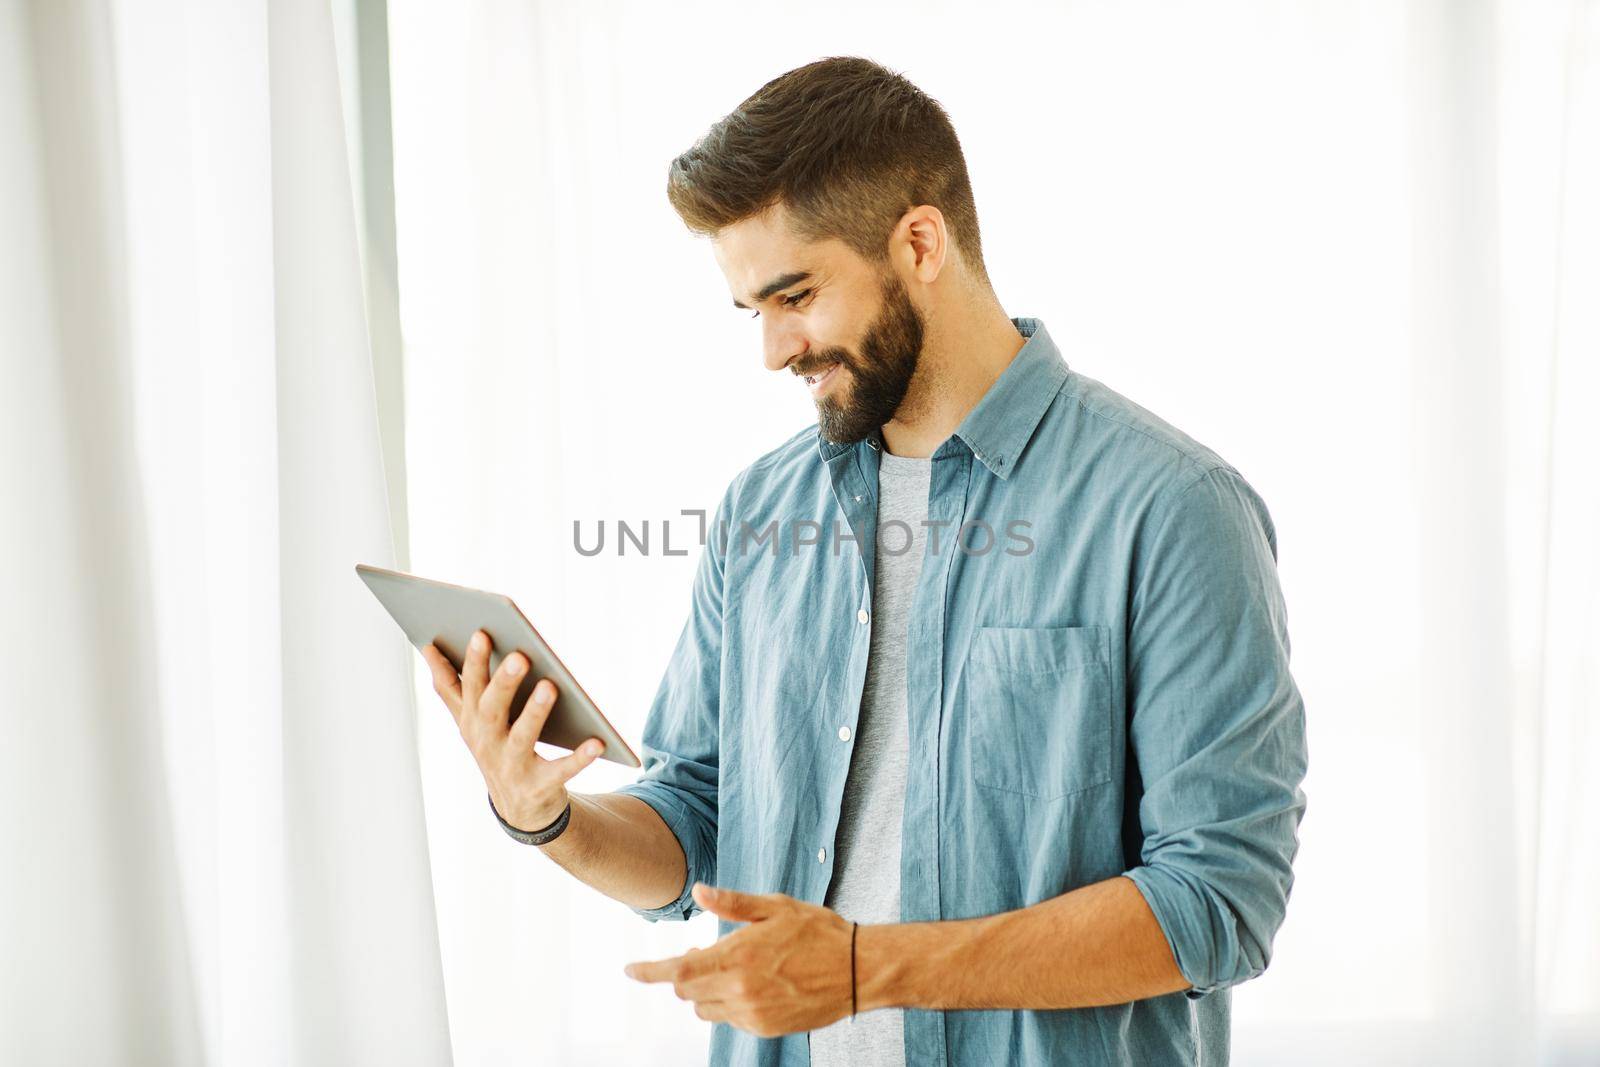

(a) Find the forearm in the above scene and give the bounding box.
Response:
[534,791,687,912]
[857,875,1191,1012]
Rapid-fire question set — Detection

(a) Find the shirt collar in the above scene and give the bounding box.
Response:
[814,316,1068,481]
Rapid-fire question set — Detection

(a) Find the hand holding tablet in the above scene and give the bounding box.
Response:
[356,564,641,833]
[421,630,599,834]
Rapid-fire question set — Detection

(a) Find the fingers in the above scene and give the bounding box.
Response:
[668,947,727,994]
[421,643,463,722]
[623,956,682,984]
[626,947,732,1001]
[507,677,558,750]
[547,735,608,782]
[477,649,527,733]
[461,629,490,713]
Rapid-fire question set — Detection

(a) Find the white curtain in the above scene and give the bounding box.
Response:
[1,0,450,1064]
[386,1,1599,1065]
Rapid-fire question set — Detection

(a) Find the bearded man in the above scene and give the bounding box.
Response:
[426,54,1308,1067]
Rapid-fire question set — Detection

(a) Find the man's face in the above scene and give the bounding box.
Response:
[713,205,926,444]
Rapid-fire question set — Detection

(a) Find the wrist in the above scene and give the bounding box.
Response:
[856,916,980,1013]
[854,922,911,1013]
[490,786,568,833]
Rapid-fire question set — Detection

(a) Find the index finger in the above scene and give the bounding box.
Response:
[623,955,687,984]
[625,946,720,985]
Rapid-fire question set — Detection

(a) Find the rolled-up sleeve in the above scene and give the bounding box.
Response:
[610,477,739,923]
[1120,466,1308,999]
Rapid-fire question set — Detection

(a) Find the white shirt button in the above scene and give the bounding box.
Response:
[838,725,851,741]
[817,848,827,863]
[854,494,862,502]
[857,608,870,625]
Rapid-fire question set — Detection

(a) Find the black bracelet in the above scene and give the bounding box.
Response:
[488,792,571,846]
[850,921,858,1021]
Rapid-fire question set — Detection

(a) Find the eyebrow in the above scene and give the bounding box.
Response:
[732,270,813,310]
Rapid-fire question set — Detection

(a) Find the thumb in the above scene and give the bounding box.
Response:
[693,882,778,922]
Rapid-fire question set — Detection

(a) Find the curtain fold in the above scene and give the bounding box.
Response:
[1,1,202,1060]
[0,0,452,1063]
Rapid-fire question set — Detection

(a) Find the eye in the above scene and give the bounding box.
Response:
[749,289,813,319]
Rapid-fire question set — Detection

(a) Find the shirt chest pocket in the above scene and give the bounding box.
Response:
[965,625,1114,801]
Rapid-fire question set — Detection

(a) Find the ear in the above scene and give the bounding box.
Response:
[893,203,948,285]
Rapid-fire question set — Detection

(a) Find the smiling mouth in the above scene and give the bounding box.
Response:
[801,363,840,393]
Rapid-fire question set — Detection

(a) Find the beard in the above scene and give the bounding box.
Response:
[803,271,925,445]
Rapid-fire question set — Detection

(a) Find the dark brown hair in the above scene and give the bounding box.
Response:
[667,56,989,285]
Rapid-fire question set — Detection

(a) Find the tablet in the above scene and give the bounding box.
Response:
[356,563,641,768]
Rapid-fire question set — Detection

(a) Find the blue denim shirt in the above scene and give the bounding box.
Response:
[612,317,1308,1066]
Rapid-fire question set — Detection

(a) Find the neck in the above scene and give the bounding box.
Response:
[879,292,1026,458]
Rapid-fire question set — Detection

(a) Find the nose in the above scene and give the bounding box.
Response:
[762,313,807,374]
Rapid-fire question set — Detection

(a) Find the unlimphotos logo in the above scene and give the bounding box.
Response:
[573,511,1035,559]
